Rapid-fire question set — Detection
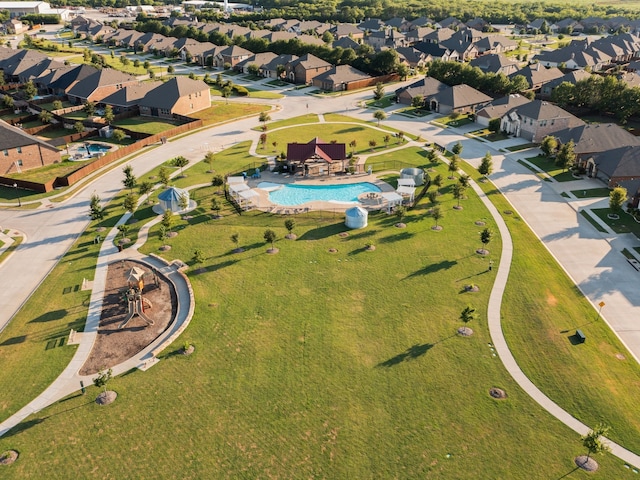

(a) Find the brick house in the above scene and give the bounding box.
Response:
[500,100,585,142]
[0,120,61,175]
[139,77,210,119]
[67,68,138,103]
[285,54,332,84]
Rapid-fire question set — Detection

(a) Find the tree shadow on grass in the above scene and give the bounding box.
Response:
[191,259,239,275]
[404,259,457,279]
[298,223,345,240]
[0,335,26,346]
[348,229,378,240]
[376,343,434,367]
[379,231,414,243]
[1,418,46,438]
[29,309,68,323]
[556,466,580,479]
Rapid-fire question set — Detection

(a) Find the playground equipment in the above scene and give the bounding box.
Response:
[119,288,154,329]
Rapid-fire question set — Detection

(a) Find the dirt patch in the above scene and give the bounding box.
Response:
[79,259,177,376]
[475,221,486,226]
[0,450,18,465]
[546,292,558,307]
[328,248,338,253]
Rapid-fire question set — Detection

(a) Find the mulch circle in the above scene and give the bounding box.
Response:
[366,245,376,251]
[232,248,245,254]
[95,390,117,406]
[465,284,480,292]
[182,345,195,356]
[267,248,279,255]
[329,248,338,253]
[489,388,507,399]
[504,210,513,215]
[616,353,626,360]
[431,226,443,231]
[119,238,131,245]
[453,205,463,210]
[575,456,599,472]
[285,234,297,240]
[457,326,474,336]
[159,245,171,251]
[96,227,106,233]
[475,221,486,226]
[167,232,178,238]
[476,248,489,256]
[338,232,349,238]
[0,450,18,465]
[395,222,407,228]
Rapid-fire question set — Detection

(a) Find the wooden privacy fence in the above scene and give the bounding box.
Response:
[345,74,400,91]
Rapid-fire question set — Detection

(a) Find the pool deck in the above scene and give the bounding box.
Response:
[245,171,398,214]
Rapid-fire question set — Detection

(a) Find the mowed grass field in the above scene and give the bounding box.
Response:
[0,142,634,478]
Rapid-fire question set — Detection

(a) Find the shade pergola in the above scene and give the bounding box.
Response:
[397,178,416,187]
[238,189,259,209]
[381,191,403,213]
[227,176,245,185]
[229,183,250,198]
[396,185,416,202]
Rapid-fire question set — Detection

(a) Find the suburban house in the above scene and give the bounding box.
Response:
[405,27,435,43]
[540,69,592,97]
[331,23,364,40]
[285,54,332,84]
[469,53,519,75]
[0,119,61,175]
[311,65,371,91]
[500,100,585,142]
[395,77,447,105]
[286,137,348,176]
[332,36,360,50]
[235,52,278,74]
[214,45,252,68]
[66,68,138,103]
[395,46,430,69]
[475,94,531,127]
[553,123,640,165]
[509,63,564,91]
[427,84,492,115]
[138,77,210,118]
[100,81,161,113]
[260,54,297,78]
[583,146,640,186]
[41,64,98,96]
[16,58,64,84]
[413,42,459,62]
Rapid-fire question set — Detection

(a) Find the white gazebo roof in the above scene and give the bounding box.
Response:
[381,191,403,204]
[238,189,259,200]
[229,183,251,194]
[227,176,246,185]
[397,178,415,187]
[396,185,416,196]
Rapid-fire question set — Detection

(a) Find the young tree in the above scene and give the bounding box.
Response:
[453,183,465,208]
[259,133,267,149]
[211,197,221,217]
[383,134,391,148]
[264,229,277,249]
[73,121,85,134]
[478,152,493,178]
[112,129,126,143]
[452,141,463,155]
[162,210,174,233]
[373,82,385,101]
[143,60,150,69]
[211,174,224,192]
[433,174,443,194]
[204,151,215,172]
[258,111,271,128]
[222,85,232,103]
[397,131,405,144]
[122,165,137,192]
[480,228,492,252]
[89,193,105,220]
[178,193,189,211]
[460,305,476,327]
[84,101,96,116]
[230,233,240,251]
[123,192,139,217]
[158,225,168,242]
[38,110,52,124]
[428,190,438,205]
[432,206,442,227]
[349,139,357,153]
[448,156,459,178]
[276,64,286,79]
[93,367,113,393]
[103,104,114,124]
[427,149,438,164]
[373,109,386,126]
[117,224,129,241]
[369,139,377,151]
[458,174,470,188]
[52,99,63,110]
[23,80,37,100]
[284,218,295,237]
[138,181,153,204]
[158,166,171,187]
[3,95,14,109]
[580,424,611,464]
[556,140,576,171]
[167,65,175,74]
[411,95,424,109]
[488,117,501,133]
[541,136,558,157]
[173,156,189,176]
[609,187,627,215]
[192,249,205,264]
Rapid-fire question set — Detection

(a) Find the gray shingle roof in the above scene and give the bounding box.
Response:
[67,68,137,100]
[554,123,640,154]
[0,119,59,152]
[138,76,208,110]
[430,84,492,108]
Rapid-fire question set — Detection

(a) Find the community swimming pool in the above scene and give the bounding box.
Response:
[258,182,381,206]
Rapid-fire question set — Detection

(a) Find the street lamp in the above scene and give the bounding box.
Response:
[12,183,21,207]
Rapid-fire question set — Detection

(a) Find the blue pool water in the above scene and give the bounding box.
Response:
[258,182,381,206]
[87,144,111,153]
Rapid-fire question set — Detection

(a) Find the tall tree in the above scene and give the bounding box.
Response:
[103,104,114,124]
[541,136,558,157]
[609,187,627,215]
[478,152,493,178]
[556,140,576,171]
[373,82,385,101]
[373,109,386,126]
[138,181,153,204]
[123,192,139,217]
[122,165,137,192]
[89,193,105,220]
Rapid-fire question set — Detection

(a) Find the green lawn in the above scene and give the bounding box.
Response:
[112,117,179,135]
[581,210,608,233]
[265,79,289,87]
[365,94,395,109]
[433,115,473,127]
[591,208,640,238]
[265,114,319,130]
[66,55,165,76]
[258,123,401,156]
[0,235,22,265]
[2,151,624,479]
[246,89,284,99]
[469,128,509,142]
[525,156,576,182]
[190,102,270,125]
[507,143,538,152]
[4,129,640,477]
[570,188,611,198]
[4,160,82,184]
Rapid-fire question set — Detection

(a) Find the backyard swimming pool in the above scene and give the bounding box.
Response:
[257,182,381,206]
[68,142,113,160]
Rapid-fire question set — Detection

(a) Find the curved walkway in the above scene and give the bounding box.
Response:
[468,171,640,468]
